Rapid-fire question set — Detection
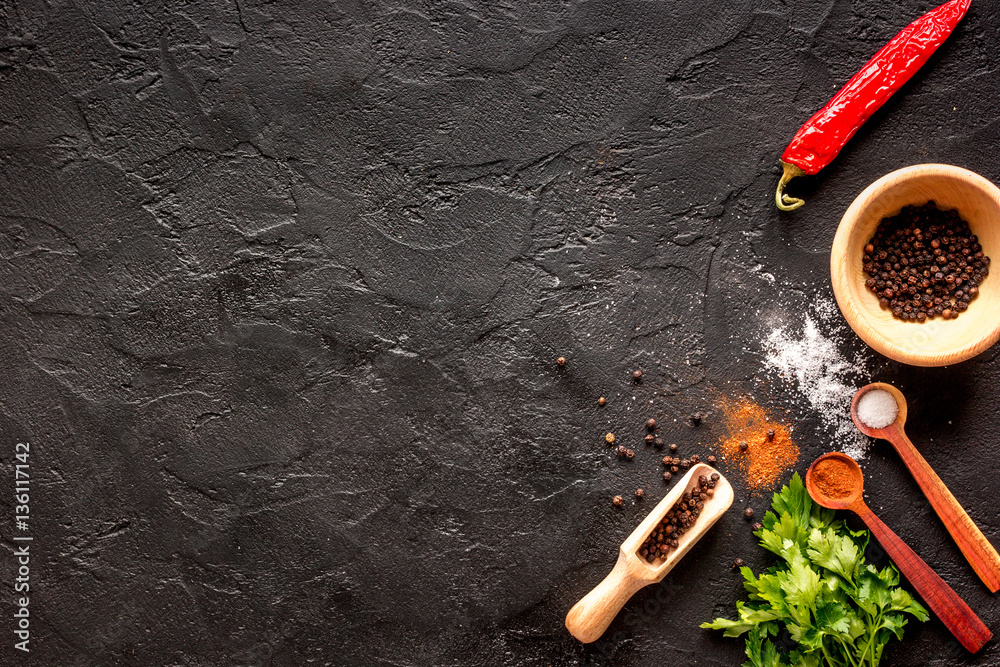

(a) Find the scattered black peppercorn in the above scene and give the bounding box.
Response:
[751,522,763,532]
[707,455,717,464]
[557,356,566,366]
[662,456,672,466]
[635,488,645,499]
[733,558,744,569]
[744,507,754,519]
[597,396,606,406]
[670,465,679,473]
[632,370,643,381]
[690,411,703,424]
[680,459,691,469]
[863,202,989,322]
[625,449,635,459]
[710,472,720,481]
[654,438,664,448]
[766,429,775,441]
[613,495,623,507]
[739,440,748,451]
[617,445,628,457]
[663,471,672,482]
[690,454,700,463]
[644,434,655,446]
[646,418,657,431]
[669,443,678,452]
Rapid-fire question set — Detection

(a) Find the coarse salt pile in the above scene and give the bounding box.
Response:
[761,299,867,458]
[856,389,898,429]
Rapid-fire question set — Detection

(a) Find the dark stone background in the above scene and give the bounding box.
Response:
[1,0,998,665]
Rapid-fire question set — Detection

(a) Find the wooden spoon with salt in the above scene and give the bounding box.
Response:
[851,382,1000,592]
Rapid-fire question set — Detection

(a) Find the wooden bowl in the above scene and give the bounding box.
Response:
[831,164,1000,367]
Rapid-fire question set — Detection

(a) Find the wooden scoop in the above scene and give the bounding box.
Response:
[852,383,1000,592]
[565,463,734,643]
[805,453,991,653]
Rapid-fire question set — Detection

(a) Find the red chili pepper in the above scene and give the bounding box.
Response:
[776,0,971,211]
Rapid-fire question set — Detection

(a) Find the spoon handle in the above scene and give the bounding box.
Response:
[884,424,1000,592]
[853,503,992,653]
[565,552,649,643]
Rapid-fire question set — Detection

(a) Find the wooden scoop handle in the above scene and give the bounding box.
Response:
[565,552,648,643]
[854,502,992,653]
[882,423,1000,592]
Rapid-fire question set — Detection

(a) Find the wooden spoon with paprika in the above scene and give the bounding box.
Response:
[805,453,991,653]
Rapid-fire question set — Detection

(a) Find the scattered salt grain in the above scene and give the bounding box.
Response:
[856,389,898,429]
[761,299,868,458]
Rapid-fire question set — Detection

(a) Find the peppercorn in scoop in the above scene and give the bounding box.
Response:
[639,472,719,564]
[863,202,989,321]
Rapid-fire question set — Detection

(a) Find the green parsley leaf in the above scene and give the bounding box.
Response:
[703,473,928,667]
[742,624,789,667]
[780,550,822,611]
[701,616,755,638]
[806,527,859,581]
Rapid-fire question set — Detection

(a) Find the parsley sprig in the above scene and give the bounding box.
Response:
[702,473,928,667]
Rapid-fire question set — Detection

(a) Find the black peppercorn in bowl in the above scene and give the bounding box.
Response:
[831,164,1000,366]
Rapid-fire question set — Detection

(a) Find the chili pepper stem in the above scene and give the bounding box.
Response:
[776,161,807,211]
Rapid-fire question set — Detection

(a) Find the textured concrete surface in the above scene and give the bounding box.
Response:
[1,1,999,665]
